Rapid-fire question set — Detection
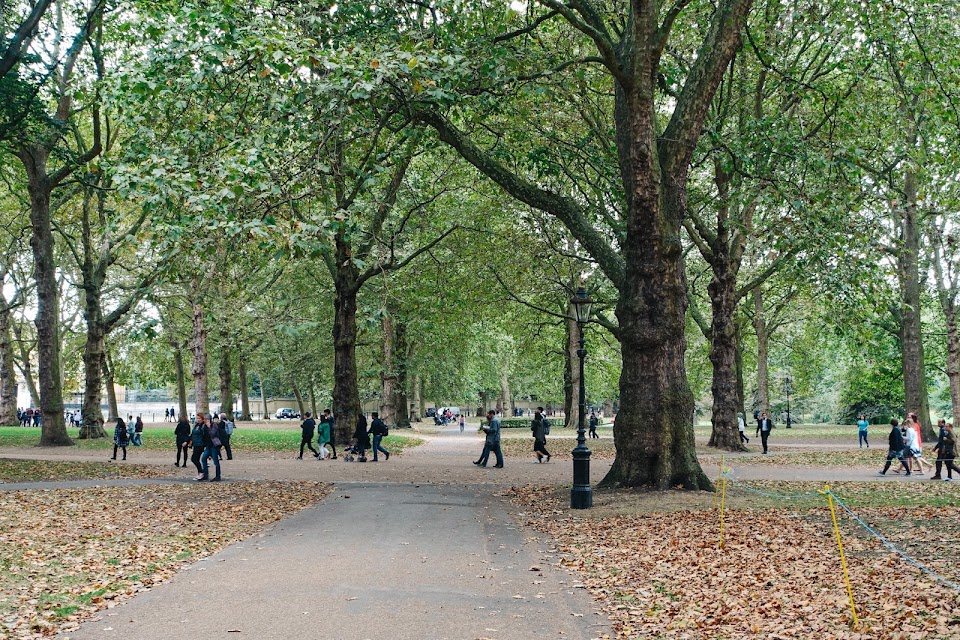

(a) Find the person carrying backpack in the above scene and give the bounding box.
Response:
[532,407,551,463]
[220,412,235,460]
[369,412,391,461]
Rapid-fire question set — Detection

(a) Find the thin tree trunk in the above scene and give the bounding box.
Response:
[754,288,769,416]
[218,341,232,416]
[309,377,318,419]
[735,320,746,418]
[190,301,209,415]
[394,320,410,428]
[103,351,119,420]
[260,373,269,420]
[380,314,397,424]
[173,346,187,419]
[0,307,18,425]
[19,144,70,445]
[945,306,960,428]
[564,301,579,429]
[291,378,305,417]
[499,363,512,420]
[411,372,422,422]
[238,356,252,420]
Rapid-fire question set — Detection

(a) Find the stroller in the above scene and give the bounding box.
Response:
[342,433,370,462]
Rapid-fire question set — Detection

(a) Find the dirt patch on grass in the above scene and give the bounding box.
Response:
[0,481,329,638]
[509,483,960,639]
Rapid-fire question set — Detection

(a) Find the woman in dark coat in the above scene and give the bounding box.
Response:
[111,418,128,461]
[353,414,370,462]
[190,413,208,480]
[175,415,191,467]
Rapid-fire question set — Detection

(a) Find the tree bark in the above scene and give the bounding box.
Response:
[238,356,252,420]
[173,345,188,419]
[78,322,106,439]
[218,341,232,416]
[331,237,361,444]
[291,378,305,417]
[411,372,422,422]
[19,144,70,445]
[103,351,118,420]
[309,377,318,418]
[394,320,410,428]
[499,361,512,420]
[754,288,769,416]
[260,373,269,420]
[190,300,209,415]
[13,323,40,407]
[0,307,18,425]
[380,313,397,424]
[707,258,744,450]
[564,301,579,429]
[945,306,960,428]
[898,166,934,441]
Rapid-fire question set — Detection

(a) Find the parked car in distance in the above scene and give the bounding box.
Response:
[438,406,461,417]
[275,408,300,419]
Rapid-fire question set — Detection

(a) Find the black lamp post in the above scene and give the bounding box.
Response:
[784,375,792,429]
[570,287,593,509]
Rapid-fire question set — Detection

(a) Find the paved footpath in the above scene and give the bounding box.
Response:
[61,482,611,640]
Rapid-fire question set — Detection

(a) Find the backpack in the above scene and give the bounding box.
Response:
[224,420,235,436]
[542,416,551,435]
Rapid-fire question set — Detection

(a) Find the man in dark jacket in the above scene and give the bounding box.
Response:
[755,412,774,454]
[879,418,911,476]
[931,419,948,480]
[369,412,390,461]
[532,408,551,463]
[298,412,320,460]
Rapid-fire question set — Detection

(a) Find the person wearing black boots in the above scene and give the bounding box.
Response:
[879,418,911,476]
[932,419,947,480]
[175,414,191,467]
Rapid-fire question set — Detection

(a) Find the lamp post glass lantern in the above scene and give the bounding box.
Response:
[570,287,593,509]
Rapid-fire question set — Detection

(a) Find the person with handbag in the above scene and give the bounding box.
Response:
[202,414,223,481]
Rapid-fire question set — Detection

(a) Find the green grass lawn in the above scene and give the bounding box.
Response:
[0,426,423,455]
[0,458,175,483]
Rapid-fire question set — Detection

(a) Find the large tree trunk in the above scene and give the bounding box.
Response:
[600,82,710,490]
[331,239,361,444]
[173,345,188,420]
[309,378,318,418]
[79,322,107,439]
[218,341,233,416]
[564,302,579,429]
[380,314,397,424]
[238,356,252,420]
[707,259,745,450]
[898,168,934,441]
[945,305,960,428]
[103,351,119,420]
[190,301,209,415]
[754,288,769,416]
[0,307,18,425]
[20,144,70,445]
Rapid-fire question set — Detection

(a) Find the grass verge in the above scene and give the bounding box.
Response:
[0,459,174,483]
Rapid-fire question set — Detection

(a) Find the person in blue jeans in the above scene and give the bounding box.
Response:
[369,412,391,461]
[201,414,223,481]
[476,410,503,468]
[857,414,869,448]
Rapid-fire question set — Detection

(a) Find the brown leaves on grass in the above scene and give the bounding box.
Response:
[0,481,329,638]
[509,486,960,639]
[0,459,174,484]
[498,436,617,460]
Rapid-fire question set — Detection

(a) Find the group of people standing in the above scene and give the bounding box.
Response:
[879,413,959,480]
[17,408,41,427]
[179,412,234,481]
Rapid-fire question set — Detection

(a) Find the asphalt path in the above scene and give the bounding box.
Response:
[60,482,611,640]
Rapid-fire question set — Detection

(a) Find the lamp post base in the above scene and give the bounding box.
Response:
[571,445,592,509]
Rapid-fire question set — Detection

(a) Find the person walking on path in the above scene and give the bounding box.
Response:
[111,417,129,461]
[589,412,599,439]
[459,414,465,433]
[190,414,207,479]
[532,408,551,463]
[931,419,948,479]
[133,416,144,447]
[857,415,869,448]
[477,410,503,468]
[369,412,391,461]
[737,413,749,444]
[903,418,925,474]
[164,408,170,422]
[879,418,911,476]
[202,414,223,481]
[298,412,320,460]
[175,414,191,467]
[755,412,774,454]
[316,414,331,459]
[938,423,960,481]
[353,413,370,462]
[320,409,337,459]
[220,412,235,460]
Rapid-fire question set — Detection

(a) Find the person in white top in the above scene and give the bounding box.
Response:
[737,414,749,444]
